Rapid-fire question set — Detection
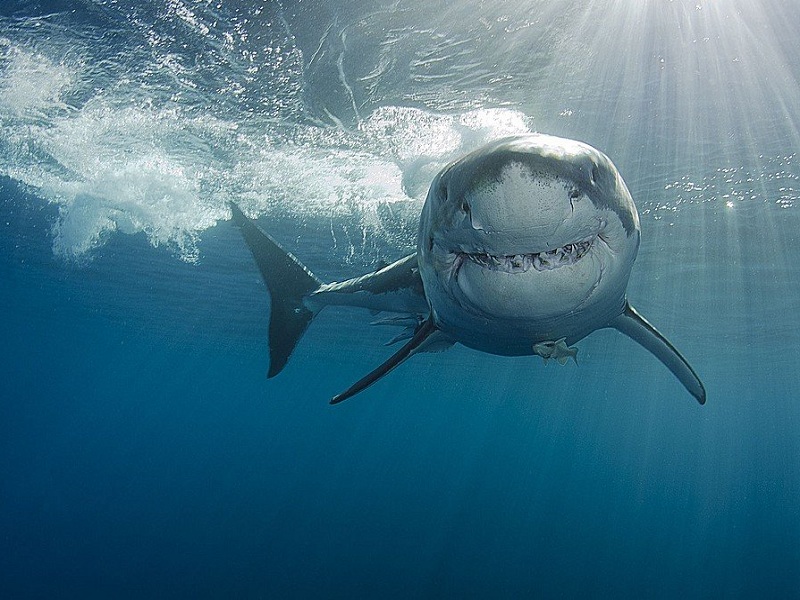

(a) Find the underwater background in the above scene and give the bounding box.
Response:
[2,0,800,597]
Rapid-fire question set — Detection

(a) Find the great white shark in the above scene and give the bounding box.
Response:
[230,133,706,405]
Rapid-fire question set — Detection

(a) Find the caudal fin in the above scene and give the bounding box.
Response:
[230,202,322,377]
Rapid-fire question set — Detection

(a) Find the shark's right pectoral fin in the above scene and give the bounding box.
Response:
[330,316,439,405]
[610,302,706,404]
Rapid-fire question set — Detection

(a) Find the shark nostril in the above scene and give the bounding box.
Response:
[461,201,484,231]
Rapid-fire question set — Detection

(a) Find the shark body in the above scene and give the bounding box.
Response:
[231,134,706,405]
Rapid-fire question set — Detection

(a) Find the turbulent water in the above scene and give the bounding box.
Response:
[2,0,800,597]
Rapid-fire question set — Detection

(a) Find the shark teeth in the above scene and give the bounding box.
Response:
[461,236,595,274]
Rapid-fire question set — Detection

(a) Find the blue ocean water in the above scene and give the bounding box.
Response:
[2,0,800,597]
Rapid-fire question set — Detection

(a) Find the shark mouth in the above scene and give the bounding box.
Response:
[455,235,595,275]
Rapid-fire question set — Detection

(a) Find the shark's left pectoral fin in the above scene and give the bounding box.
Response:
[610,303,706,404]
[330,316,439,405]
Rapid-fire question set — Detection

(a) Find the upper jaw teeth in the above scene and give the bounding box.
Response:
[460,236,595,274]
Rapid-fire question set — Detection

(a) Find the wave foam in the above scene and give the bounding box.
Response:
[0,41,532,263]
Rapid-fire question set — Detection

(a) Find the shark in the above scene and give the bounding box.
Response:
[230,133,706,405]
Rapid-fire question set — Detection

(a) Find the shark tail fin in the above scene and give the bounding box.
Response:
[229,202,323,377]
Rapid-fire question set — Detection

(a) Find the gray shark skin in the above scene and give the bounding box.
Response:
[230,134,706,406]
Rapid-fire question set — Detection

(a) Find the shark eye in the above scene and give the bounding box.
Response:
[461,201,471,214]
[437,179,448,201]
[591,163,600,185]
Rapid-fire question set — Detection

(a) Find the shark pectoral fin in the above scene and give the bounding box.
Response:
[610,302,706,404]
[330,316,438,405]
